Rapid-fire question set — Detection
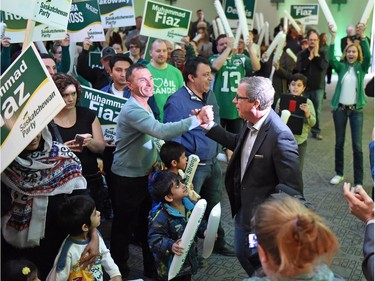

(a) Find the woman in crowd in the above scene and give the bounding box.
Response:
[244,195,339,280]
[194,22,213,59]
[1,127,94,279]
[51,73,108,216]
[169,48,186,73]
[328,23,371,188]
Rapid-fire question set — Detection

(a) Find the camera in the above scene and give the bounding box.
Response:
[349,35,358,42]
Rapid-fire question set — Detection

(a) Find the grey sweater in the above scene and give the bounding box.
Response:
[111,96,200,177]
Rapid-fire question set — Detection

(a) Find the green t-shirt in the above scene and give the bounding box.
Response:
[209,54,253,120]
[147,63,184,121]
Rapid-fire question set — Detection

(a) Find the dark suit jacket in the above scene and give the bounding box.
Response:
[363,222,374,281]
[206,110,302,229]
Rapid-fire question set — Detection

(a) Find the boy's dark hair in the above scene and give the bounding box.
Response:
[289,73,307,88]
[109,53,133,70]
[59,195,96,236]
[148,171,180,203]
[183,56,210,83]
[2,259,38,281]
[160,141,186,168]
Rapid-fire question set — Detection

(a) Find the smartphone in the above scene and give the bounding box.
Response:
[248,233,258,249]
[75,134,85,151]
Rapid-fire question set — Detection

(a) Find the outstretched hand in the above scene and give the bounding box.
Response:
[343,182,374,223]
[192,105,214,125]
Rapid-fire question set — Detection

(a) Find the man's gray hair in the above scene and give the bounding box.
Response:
[240,76,275,110]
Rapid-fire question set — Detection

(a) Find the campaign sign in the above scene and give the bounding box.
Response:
[89,52,103,69]
[0,0,71,29]
[141,0,192,43]
[0,44,66,172]
[99,0,136,28]
[224,0,257,29]
[1,11,66,43]
[290,4,319,25]
[68,0,105,42]
[80,86,127,141]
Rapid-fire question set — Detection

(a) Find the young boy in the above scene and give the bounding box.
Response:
[159,141,187,175]
[47,195,121,281]
[276,73,316,177]
[158,141,200,201]
[148,171,207,281]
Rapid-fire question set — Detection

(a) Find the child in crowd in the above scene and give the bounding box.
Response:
[276,74,316,180]
[159,141,200,201]
[148,171,207,281]
[47,195,121,281]
[160,141,188,175]
[2,259,41,281]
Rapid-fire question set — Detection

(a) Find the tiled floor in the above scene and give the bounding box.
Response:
[100,74,374,281]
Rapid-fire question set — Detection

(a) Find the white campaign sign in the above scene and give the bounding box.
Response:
[0,44,66,172]
[2,12,66,43]
[1,0,71,29]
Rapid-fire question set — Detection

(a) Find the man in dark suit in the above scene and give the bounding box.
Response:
[188,9,211,39]
[204,76,303,276]
[343,183,374,281]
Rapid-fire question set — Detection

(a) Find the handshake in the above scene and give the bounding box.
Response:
[192,105,214,128]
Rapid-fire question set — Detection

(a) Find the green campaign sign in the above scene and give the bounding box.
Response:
[89,52,103,69]
[1,11,66,43]
[68,0,105,42]
[141,0,192,43]
[99,0,136,28]
[0,44,66,172]
[80,86,126,141]
[0,0,71,29]
[290,4,319,25]
[224,0,257,29]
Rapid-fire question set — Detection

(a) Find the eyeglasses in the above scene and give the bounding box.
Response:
[235,94,249,101]
[129,45,139,49]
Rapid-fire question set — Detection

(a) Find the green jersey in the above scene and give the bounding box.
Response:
[147,63,184,121]
[209,54,253,119]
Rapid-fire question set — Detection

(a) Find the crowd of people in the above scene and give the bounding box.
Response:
[1,6,373,281]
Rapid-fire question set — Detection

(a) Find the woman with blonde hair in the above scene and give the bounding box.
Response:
[245,195,339,280]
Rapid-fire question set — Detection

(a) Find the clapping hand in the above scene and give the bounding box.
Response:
[343,183,374,223]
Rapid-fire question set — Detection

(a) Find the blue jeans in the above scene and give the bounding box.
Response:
[193,159,226,247]
[234,210,261,276]
[303,89,324,134]
[333,108,363,185]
